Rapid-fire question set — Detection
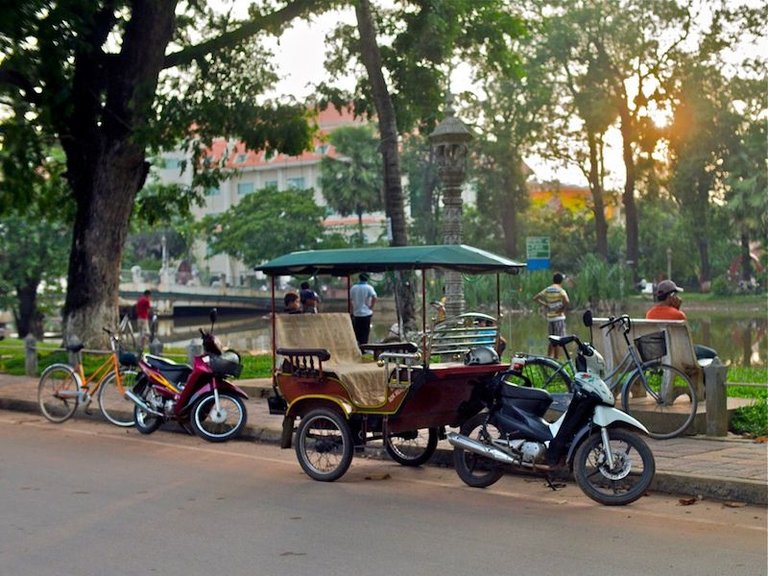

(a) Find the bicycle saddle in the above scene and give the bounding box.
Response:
[548,335,577,347]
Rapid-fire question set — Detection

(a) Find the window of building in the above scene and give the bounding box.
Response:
[237,182,255,195]
[205,186,220,196]
[286,177,305,190]
[264,180,278,189]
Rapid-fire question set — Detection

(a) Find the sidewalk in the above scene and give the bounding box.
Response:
[2,373,765,505]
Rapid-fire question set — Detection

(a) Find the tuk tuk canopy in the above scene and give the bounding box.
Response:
[255,244,526,277]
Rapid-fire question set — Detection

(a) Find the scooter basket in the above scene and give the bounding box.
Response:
[210,353,243,378]
[634,331,667,362]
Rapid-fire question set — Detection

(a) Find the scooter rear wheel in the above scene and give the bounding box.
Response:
[453,412,504,488]
[573,428,655,506]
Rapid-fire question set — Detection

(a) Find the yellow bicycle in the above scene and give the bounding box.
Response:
[37,329,139,426]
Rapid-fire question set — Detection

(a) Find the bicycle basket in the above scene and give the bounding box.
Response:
[634,331,667,362]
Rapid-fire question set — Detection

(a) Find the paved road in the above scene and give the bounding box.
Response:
[1,411,765,576]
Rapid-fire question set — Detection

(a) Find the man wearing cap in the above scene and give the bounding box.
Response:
[646,279,686,320]
[646,279,717,360]
[350,273,377,346]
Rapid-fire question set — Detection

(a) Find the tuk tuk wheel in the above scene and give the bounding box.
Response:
[295,408,354,482]
[384,428,439,467]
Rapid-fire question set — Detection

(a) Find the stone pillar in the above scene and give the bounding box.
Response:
[704,358,729,437]
[430,92,473,318]
[24,334,38,376]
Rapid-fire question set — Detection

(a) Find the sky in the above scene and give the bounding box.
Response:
[220,1,764,189]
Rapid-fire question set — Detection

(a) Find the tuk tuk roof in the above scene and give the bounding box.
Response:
[255,244,526,276]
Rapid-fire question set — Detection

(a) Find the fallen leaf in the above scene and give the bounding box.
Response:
[364,473,391,481]
[723,501,747,508]
[678,497,698,506]
[753,436,768,444]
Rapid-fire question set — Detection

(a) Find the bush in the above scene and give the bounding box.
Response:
[730,399,768,438]
[711,275,733,296]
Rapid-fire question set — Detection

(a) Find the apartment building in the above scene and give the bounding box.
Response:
[153,106,388,286]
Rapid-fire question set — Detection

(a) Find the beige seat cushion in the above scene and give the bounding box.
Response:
[275,313,388,406]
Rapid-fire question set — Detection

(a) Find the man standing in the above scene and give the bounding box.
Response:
[136,289,152,348]
[533,273,570,359]
[350,273,377,346]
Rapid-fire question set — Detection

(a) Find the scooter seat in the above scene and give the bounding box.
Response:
[500,382,552,402]
[144,355,192,386]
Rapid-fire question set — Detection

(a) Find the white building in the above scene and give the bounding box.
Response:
[153,106,389,287]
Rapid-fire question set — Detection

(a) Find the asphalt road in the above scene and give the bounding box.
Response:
[1,411,765,576]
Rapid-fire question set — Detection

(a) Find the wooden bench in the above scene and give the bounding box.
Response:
[592,317,704,399]
[428,313,501,361]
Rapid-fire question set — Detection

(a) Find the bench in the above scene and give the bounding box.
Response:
[591,318,704,399]
[275,312,418,407]
[428,313,501,360]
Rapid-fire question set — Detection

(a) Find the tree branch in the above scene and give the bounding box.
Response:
[163,0,334,69]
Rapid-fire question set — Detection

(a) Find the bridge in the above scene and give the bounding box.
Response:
[119,282,273,317]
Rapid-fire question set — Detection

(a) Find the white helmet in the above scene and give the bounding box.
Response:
[464,346,500,365]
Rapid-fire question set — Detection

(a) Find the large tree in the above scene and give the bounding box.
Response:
[319,124,384,245]
[0,0,331,345]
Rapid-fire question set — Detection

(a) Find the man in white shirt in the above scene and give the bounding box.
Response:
[349,273,377,346]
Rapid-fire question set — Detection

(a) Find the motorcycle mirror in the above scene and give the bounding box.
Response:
[209,308,218,330]
[582,310,593,327]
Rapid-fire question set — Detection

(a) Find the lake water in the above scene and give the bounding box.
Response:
[158,301,767,367]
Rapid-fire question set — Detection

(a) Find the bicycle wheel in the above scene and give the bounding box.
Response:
[118,317,138,353]
[38,364,80,423]
[520,356,572,393]
[97,368,139,427]
[621,362,698,440]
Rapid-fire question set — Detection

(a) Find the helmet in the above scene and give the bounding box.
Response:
[464,346,500,366]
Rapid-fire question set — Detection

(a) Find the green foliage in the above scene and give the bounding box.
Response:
[200,187,327,266]
[711,275,734,297]
[319,124,383,244]
[730,399,768,438]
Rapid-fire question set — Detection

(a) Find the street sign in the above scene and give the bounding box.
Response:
[526,236,550,259]
[526,237,551,270]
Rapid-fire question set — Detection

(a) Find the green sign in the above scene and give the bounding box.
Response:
[526,236,550,259]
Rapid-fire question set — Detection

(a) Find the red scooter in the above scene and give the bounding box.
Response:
[125,309,248,442]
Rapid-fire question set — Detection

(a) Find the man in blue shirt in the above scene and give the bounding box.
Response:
[349,273,377,346]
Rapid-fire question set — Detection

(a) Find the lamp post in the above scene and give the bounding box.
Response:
[429,92,473,317]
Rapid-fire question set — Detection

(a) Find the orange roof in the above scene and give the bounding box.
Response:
[206,105,364,170]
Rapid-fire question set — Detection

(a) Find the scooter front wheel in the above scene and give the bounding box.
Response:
[573,428,655,506]
[133,379,163,434]
[190,392,247,442]
[453,412,504,488]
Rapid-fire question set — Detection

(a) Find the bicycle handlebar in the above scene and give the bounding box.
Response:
[598,314,632,335]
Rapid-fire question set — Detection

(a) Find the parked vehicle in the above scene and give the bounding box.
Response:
[125,309,248,442]
[256,245,525,482]
[448,359,656,506]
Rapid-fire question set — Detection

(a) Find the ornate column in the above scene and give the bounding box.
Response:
[429,93,473,317]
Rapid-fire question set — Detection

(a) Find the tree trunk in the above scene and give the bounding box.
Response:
[59,1,177,346]
[619,108,639,281]
[740,231,753,282]
[14,280,44,340]
[355,0,414,325]
[587,131,609,259]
